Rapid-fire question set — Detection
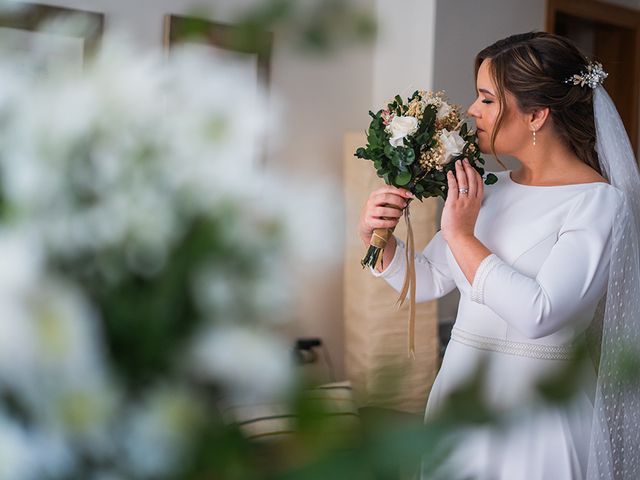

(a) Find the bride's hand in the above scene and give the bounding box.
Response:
[441,158,483,243]
[358,185,413,246]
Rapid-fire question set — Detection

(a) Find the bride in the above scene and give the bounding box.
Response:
[358,31,640,480]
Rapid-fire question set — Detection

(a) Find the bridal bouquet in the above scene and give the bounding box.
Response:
[355,90,497,357]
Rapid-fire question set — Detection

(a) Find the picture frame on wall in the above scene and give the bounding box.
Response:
[163,14,274,167]
[0,3,104,76]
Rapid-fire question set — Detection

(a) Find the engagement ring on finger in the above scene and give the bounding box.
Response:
[458,187,469,194]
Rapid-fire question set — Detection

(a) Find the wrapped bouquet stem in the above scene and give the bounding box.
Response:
[363,210,400,272]
[356,90,497,358]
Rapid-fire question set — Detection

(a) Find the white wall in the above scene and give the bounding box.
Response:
[432,0,546,172]
[372,0,437,105]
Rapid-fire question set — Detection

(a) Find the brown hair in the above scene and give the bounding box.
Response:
[474,31,602,174]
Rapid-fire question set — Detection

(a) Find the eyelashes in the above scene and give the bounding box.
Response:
[482,100,493,104]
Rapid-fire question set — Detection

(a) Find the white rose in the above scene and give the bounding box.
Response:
[436,101,453,121]
[439,129,466,165]
[388,115,418,147]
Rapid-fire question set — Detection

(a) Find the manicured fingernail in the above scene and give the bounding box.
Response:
[464,158,469,164]
[406,191,414,197]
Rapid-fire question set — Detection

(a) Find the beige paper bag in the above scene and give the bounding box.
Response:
[343,131,440,415]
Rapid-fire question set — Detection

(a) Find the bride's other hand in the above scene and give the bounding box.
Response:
[441,158,483,243]
[358,185,413,246]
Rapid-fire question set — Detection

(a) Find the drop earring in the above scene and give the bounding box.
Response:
[532,129,537,146]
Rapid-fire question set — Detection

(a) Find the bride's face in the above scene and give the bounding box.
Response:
[467,59,531,156]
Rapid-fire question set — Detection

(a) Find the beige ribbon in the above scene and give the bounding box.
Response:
[369,202,416,359]
[395,202,416,359]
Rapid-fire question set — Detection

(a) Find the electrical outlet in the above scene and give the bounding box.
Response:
[293,337,322,364]
[296,338,322,350]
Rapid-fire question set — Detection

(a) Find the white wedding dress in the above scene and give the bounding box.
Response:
[370,169,624,480]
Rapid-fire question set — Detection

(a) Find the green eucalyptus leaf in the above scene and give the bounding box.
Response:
[423,106,436,125]
[484,173,498,185]
[384,143,394,157]
[395,171,411,186]
[414,132,430,144]
[405,148,416,165]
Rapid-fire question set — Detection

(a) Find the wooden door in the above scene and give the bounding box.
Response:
[547,0,640,156]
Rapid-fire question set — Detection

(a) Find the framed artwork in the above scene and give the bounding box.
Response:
[164,14,274,167]
[0,3,104,77]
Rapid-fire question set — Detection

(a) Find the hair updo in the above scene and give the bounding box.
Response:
[475,31,602,174]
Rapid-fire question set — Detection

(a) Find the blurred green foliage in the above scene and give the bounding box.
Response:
[177,0,376,56]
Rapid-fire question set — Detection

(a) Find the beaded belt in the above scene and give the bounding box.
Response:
[450,326,576,361]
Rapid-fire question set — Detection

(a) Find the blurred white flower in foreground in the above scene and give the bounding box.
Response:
[0,414,35,480]
[190,325,295,404]
[121,386,205,478]
[0,37,270,271]
[0,23,340,477]
[257,170,345,267]
[0,412,76,480]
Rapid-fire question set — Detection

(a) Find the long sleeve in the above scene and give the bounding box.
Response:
[469,187,622,339]
[369,229,457,302]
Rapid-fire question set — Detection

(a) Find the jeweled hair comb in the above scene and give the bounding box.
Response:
[563,61,608,89]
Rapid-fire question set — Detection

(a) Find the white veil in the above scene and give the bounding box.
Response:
[586,84,640,479]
